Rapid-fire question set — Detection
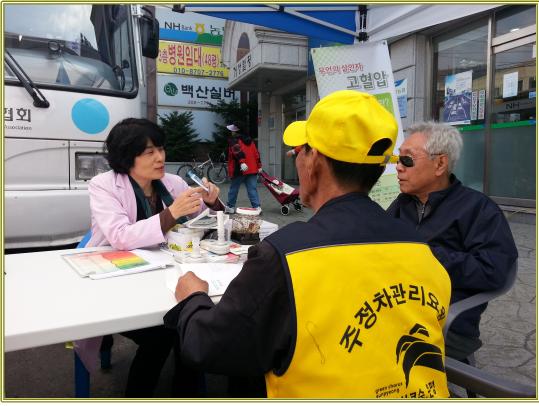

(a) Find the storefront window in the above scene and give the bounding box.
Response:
[432,20,488,191]
[432,7,536,204]
[489,43,536,201]
[495,5,536,36]
[237,33,250,61]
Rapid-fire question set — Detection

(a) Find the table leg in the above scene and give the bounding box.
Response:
[100,334,114,369]
[74,352,90,397]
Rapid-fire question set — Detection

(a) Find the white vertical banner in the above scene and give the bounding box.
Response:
[395,78,408,118]
[471,90,478,121]
[478,89,486,120]
[311,40,403,209]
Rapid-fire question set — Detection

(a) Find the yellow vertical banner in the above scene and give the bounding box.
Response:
[157,40,229,78]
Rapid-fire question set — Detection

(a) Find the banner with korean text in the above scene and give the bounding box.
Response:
[311,41,404,209]
[158,75,239,108]
[156,7,224,46]
[157,40,228,78]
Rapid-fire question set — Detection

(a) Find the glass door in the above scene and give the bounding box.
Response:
[487,8,536,206]
[432,20,489,192]
[430,6,536,206]
[488,44,536,203]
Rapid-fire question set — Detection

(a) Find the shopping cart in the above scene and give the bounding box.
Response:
[258,170,302,215]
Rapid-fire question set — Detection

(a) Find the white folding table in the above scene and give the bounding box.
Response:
[4,247,193,397]
[5,247,180,352]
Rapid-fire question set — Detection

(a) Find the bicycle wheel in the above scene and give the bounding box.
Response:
[207,163,228,184]
[177,164,194,184]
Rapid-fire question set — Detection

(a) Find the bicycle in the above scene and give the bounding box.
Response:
[176,152,228,185]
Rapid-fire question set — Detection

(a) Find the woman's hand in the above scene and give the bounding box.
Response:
[169,187,205,219]
[201,177,220,206]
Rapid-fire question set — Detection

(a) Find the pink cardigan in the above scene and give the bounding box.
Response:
[76,171,208,372]
[87,171,206,250]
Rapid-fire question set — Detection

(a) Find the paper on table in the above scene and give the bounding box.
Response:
[63,248,173,279]
[165,263,243,297]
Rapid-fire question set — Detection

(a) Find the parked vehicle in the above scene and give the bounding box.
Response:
[4,4,159,249]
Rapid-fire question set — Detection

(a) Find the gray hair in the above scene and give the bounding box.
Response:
[406,121,463,173]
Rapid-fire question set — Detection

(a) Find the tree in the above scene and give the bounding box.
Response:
[206,97,258,158]
[158,111,199,162]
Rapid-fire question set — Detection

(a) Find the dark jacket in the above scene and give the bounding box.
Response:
[387,175,518,338]
[163,193,444,379]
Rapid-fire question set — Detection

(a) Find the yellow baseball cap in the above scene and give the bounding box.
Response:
[283,90,398,165]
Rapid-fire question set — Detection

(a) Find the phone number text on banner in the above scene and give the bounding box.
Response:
[157,40,228,78]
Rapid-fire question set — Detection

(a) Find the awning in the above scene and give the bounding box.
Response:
[175,4,501,44]
[367,4,500,42]
[173,4,366,44]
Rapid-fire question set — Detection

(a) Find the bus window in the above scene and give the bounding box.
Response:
[4,5,137,96]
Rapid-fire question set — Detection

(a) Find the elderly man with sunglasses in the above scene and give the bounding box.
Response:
[387,121,518,362]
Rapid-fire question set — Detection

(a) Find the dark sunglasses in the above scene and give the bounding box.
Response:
[398,153,443,168]
[398,155,415,167]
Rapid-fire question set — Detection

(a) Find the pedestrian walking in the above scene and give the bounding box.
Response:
[226,122,262,212]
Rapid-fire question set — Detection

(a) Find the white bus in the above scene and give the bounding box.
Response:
[4,4,159,249]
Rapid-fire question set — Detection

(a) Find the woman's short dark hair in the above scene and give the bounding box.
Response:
[104,118,165,174]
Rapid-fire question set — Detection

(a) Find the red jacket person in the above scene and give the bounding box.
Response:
[225,122,262,211]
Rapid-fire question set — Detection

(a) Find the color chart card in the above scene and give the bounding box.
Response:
[63,250,149,277]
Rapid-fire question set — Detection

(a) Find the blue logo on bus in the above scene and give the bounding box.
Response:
[71,99,110,134]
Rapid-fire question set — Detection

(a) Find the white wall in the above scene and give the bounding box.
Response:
[389,34,428,133]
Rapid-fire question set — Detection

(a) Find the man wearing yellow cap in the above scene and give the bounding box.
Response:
[164,90,451,398]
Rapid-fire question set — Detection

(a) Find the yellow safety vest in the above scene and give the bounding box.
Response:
[265,242,451,399]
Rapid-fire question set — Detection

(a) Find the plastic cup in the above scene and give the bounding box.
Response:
[179,233,190,251]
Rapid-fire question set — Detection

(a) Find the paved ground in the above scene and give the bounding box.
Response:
[3,182,536,398]
[477,220,536,386]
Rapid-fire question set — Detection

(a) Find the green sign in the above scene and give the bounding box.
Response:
[164,82,178,97]
[374,92,394,116]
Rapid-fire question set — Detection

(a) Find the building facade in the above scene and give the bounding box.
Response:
[154,7,239,143]
[220,4,536,209]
